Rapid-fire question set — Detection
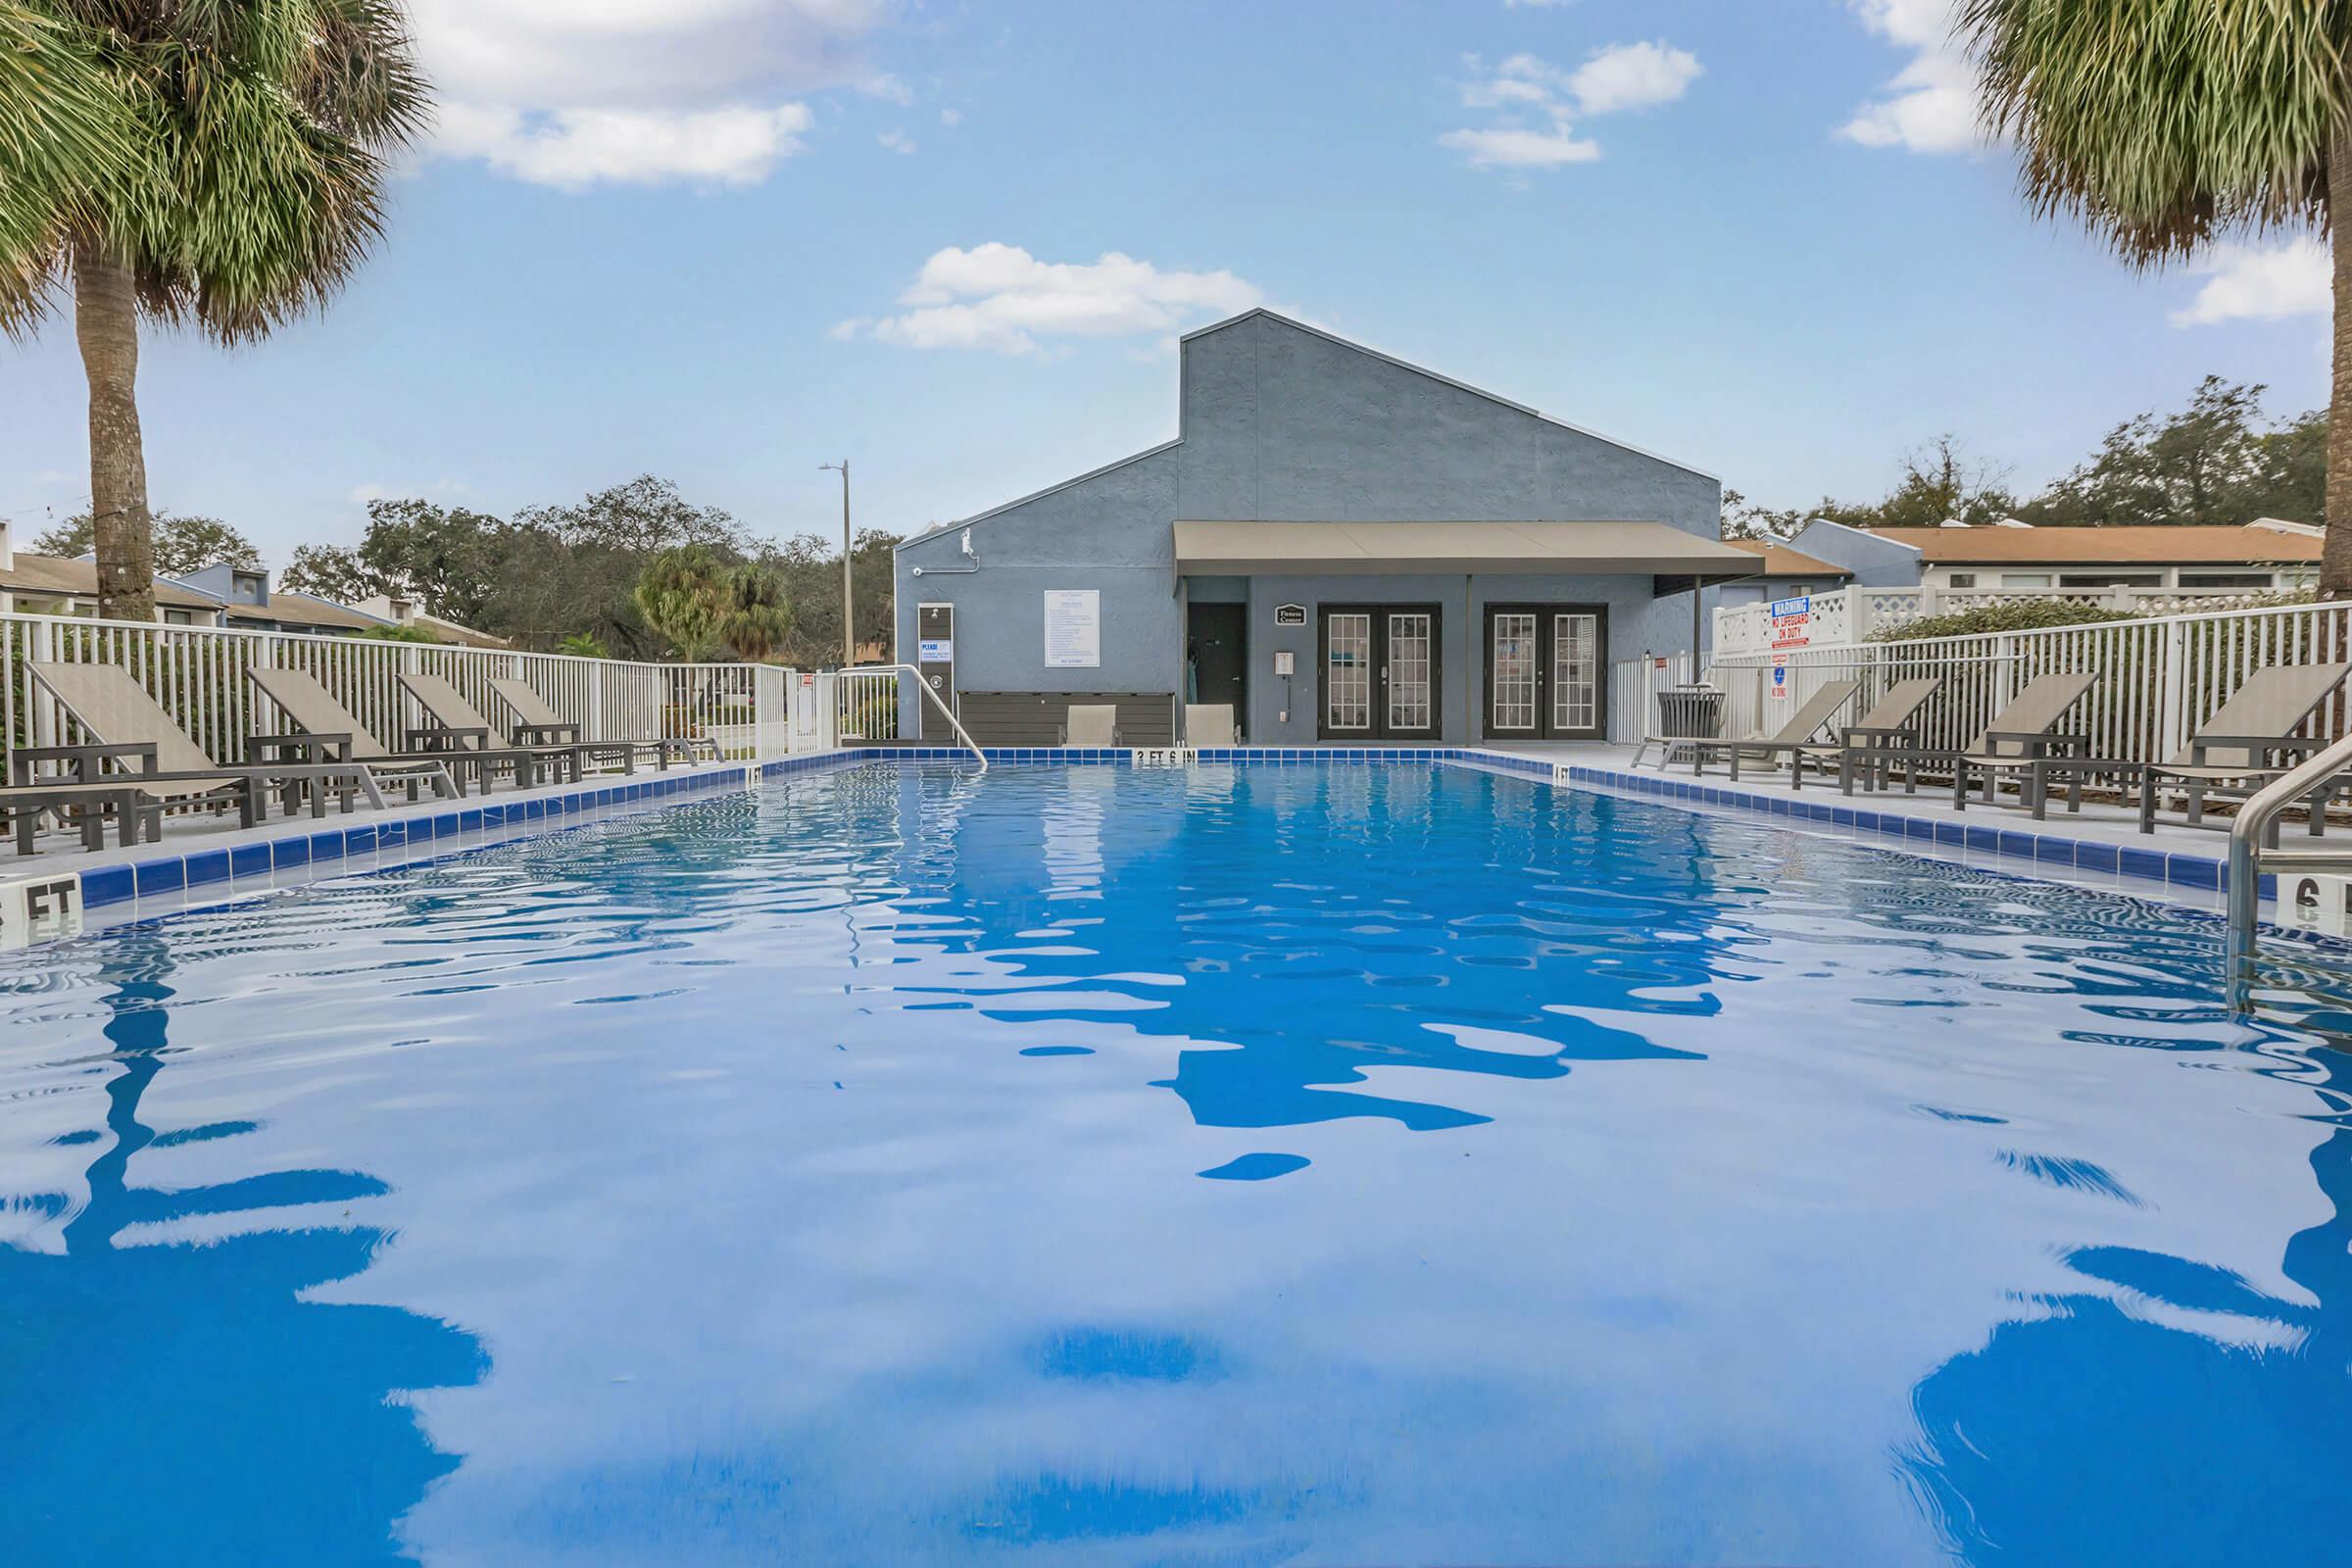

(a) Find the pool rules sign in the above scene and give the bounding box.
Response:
[1044,589,1101,668]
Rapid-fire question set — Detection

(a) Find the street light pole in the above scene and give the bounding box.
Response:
[820,460,853,666]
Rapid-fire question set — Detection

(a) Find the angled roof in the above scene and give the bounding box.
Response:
[1180,308,1717,481]
[223,591,391,633]
[1724,539,1853,578]
[0,552,222,611]
[1860,524,2323,564]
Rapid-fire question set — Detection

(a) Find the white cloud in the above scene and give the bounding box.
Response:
[837,244,1265,355]
[2172,237,2331,327]
[1439,125,1600,170]
[1567,40,1704,115]
[1445,43,1698,172]
[939,107,962,126]
[436,101,811,187]
[409,0,891,187]
[1838,0,1984,154]
[877,128,916,155]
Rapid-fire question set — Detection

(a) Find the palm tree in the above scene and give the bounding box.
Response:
[1956,3,2348,590]
[635,546,794,661]
[0,2,427,623]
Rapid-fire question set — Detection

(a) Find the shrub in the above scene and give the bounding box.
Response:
[1870,599,2142,643]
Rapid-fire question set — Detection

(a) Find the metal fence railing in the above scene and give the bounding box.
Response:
[1709,599,2350,764]
[0,610,837,769]
[835,668,902,742]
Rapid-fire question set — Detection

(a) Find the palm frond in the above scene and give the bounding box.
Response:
[0,1,147,335]
[1957,0,2348,264]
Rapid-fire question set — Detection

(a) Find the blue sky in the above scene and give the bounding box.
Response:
[1,0,2331,565]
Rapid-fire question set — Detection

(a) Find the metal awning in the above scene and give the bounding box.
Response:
[1172,519,1760,595]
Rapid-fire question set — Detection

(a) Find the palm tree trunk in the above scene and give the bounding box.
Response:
[72,236,156,624]
[2327,128,2352,599]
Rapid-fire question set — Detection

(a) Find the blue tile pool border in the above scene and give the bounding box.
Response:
[27,744,2265,948]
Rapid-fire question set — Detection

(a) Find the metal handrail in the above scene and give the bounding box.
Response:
[845,663,987,773]
[2226,729,2352,965]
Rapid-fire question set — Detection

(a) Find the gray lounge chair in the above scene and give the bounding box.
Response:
[1943,671,2101,815]
[25,662,441,828]
[249,666,550,797]
[2134,662,2352,836]
[1686,680,1860,779]
[1184,703,1237,746]
[485,675,710,771]
[1062,705,1119,746]
[1813,677,1943,794]
[398,673,583,786]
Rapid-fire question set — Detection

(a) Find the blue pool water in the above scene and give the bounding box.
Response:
[2,760,2348,1566]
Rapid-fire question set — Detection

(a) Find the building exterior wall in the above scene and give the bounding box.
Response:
[895,312,1723,741]
[1784,520,1924,589]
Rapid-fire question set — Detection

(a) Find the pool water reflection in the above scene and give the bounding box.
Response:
[0,760,2346,1565]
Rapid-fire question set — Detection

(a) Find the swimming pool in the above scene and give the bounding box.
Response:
[2,759,2346,1566]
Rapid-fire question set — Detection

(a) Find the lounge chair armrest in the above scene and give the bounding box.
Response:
[1982,730,2086,758]
[1838,723,1920,745]
[247,731,353,763]
[406,725,491,753]
[512,721,580,746]
[2186,734,2328,764]
[10,741,159,784]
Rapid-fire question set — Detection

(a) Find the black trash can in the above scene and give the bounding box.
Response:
[1654,684,1726,741]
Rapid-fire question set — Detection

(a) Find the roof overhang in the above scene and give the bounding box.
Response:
[1173,519,1760,597]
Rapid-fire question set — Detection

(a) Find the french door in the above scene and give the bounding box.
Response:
[1318,605,1442,741]
[1484,604,1606,741]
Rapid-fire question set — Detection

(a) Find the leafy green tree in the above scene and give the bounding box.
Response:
[1959,0,2346,585]
[760,527,900,664]
[503,477,754,655]
[0,2,427,623]
[276,543,382,607]
[2023,378,2318,526]
[32,511,261,575]
[557,632,609,659]
[1816,436,2019,529]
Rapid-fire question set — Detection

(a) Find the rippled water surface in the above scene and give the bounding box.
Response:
[4,760,2350,1566]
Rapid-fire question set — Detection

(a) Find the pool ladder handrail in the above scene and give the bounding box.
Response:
[847,663,988,773]
[2225,728,2352,965]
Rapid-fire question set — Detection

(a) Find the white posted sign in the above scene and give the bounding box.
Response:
[1044,589,1101,668]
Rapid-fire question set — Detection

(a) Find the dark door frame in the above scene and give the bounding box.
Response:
[1186,600,1248,724]
[1482,602,1609,741]
[1317,603,1444,742]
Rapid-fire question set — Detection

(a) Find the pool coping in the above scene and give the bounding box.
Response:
[0,743,2282,953]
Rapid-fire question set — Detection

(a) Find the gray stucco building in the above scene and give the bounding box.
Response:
[893,310,1747,746]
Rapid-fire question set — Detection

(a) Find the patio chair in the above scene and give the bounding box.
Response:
[1684,680,1860,780]
[397,673,584,787]
[1062,705,1119,746]
[248,666,556,798]
[2133,662,2352,838]
[1184,704,1237,747]
[1942,671,2101,816]
[485,675,711,772]
[24,662,444,828]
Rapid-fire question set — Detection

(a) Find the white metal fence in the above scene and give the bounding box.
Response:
[0,611,839,768]
[835,668,903,742]
[1708,599,2350,764]
[1714,583,2311,657]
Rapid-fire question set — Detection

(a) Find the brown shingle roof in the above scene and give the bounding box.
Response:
[1860,524,2323,564]
[0,553,222,611]
[1724,539,1854,578]
[222,593,390,634]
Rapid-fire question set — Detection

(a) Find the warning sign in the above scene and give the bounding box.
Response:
[1768,595,1812,650]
